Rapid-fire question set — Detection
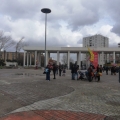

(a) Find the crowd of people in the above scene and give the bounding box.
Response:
[103,65,119,75]
[44,62,119,82]
[44,63,66,81]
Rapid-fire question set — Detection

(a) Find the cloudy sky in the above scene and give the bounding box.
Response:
[0,0,120,51]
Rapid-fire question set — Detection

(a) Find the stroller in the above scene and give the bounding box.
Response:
[78,71,87,80]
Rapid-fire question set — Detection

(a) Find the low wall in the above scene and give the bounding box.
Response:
[5,62,17,67]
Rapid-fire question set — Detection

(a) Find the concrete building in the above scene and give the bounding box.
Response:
[82,34,109,66]
[0,51,23,61]
[83,34,109,48]
[0,51,24,66]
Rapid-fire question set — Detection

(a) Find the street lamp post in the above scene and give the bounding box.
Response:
[118,43,120,83]
[41,8,51,67]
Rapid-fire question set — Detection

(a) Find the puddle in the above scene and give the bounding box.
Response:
[15,73,44,76]
[106,101,120,106]
[0,80,10,85]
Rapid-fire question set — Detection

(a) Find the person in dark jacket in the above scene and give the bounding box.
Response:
[45,65,51,81]
[74,65,79,80]
[71,64,75,80]
[111,66,114,75]
[96,64,100,82]
[59,65,62,76]
[87,65,93,82]
[53,64,57,79]
[105,66,109,75]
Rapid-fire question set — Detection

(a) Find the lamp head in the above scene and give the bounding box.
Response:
[41,8,51,14]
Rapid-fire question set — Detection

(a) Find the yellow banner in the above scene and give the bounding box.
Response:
[88,47,94,61]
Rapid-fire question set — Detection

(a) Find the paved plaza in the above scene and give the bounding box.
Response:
[0,68,120,120]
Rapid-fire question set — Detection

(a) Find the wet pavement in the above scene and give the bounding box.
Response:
[0,68,120,120]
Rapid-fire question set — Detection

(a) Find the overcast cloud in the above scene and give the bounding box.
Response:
[0,0,120,52]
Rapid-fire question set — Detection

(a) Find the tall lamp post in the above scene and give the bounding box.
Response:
[41,8,51,67]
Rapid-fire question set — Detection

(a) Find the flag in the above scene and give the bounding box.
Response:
[87,47,94,61]
[92,51,98,68]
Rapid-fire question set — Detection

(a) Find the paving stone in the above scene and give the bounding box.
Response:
[0,69,120,119]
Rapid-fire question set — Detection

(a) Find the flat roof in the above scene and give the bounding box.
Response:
[23,46,120,53]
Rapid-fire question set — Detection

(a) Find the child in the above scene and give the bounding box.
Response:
[62,68,66,76]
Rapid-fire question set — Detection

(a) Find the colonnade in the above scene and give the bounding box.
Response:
[23,50,117,69]
[23,50,81,69]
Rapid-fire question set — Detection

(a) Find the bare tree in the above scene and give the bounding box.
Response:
[61,53,74,64]
[15,37,28,62]
[15,37,24,52]
[0,31,15,51]
[61,53,67,65]
[0,31,15,60]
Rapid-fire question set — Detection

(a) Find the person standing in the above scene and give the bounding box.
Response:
[56,65,58,74]
[53,64,57,79]
[59,65,62,76]
[111,66,114,75]
[74,65,79,80]
[100,65,102,73]
[71,64,75,80]
[62,68,66,76]
[105,66,109,75]
[87,65,93,82]
[45,65,51,81]
[96,64,100,82]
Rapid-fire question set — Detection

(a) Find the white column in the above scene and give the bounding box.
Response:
[67,51,70,69]
[48,52,50,64]
[46,51,48,66]
[23,51,26,67]
[113,51,115,63]
[39,52,41,67]
[27,52,29,66]
[30,52,31,66]
[98,53,101,65]
[104,53,107,64]
[34,51,37,66]
[57,51,60,65]
[37,52,39,67]
[107,53,110,63]
[98,53,99,65]
[77,51,81,69]
[102,51,104,66]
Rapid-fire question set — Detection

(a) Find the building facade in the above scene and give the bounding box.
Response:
[0,51,24,66]
[83,34,109,48]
